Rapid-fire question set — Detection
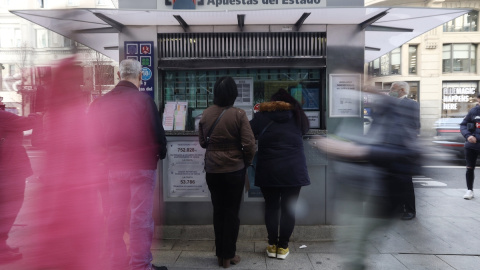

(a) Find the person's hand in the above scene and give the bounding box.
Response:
[316,137,369,160]
[468,135,477,143]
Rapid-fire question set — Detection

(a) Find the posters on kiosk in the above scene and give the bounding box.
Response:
[167,141,208,198]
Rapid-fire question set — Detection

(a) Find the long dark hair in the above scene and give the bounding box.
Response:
[213,76,238,107]
[270,88,309,135]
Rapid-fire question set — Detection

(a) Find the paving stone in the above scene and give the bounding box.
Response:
[437,255,480,270]
[393,254,456,270]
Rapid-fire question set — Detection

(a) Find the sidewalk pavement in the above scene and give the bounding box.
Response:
[152,188,480,270]
[4,187,480,270]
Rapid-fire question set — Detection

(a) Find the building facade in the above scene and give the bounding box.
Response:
[365,0,480,136]
[0,0,118,115]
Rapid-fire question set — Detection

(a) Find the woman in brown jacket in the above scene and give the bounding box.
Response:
[198,76,255,268]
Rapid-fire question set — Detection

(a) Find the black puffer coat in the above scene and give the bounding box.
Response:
[250,101,310,187]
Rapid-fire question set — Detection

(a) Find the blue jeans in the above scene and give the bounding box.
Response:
[107,170,156,270]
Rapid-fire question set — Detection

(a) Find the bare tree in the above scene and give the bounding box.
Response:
[84,50,115,98]
[16,41,33,91]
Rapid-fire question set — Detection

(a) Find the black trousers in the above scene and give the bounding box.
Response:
[0,174,26,250]
[260,186,301,249]
[398,175,416,214]
[206,169,245,259]
[465,147,479,190]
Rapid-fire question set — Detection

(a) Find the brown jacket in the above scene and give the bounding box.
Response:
[199,105,255,173]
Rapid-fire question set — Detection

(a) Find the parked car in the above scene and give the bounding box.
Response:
[432,117,465,158]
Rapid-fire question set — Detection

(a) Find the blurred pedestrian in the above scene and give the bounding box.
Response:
[249,88,310,260]
[389,81,420,220]
[317,86,421,270]
[0,109,38,265]
[459,93,480,200]
[198,76,255,269]
[89,59,168,270]
[30,56,105,270]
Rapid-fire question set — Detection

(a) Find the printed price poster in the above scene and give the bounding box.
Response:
[124,41,155,99]
[233,77,253,107]
[329,74,361,117]
[167,141,207,197]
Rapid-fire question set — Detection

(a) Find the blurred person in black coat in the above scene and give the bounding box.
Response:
[317,86,421,270]
[389,81,420,220]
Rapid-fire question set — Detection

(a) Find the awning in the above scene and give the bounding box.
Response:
[10,7,469,63]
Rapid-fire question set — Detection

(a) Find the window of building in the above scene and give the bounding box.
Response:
[67,0,79,6]
[9,65,15,77]
[64,37,74,47]
[409,45,417,75]
[163,68,322,131]
[367,47,401,77]
[35,29,48,48]
[443,10,478,32]
[0,27,21,48]
[442,81,478,118]
[443,44,476,73]
[97,0,109,5]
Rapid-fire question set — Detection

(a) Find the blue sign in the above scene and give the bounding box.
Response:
[142,67,152,80]
[124,41,155,99]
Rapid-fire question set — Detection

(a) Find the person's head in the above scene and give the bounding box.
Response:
[389,81,409,98]
[270,88,298,104]
[270,88,310,134]
[213,76,238,107]
[117,59,142,88]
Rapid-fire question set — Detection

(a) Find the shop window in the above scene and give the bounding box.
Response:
[409,45,417,75]
[443,10,478,32]
[367,47,401,77]
[443,44,476,73]
[163,69,322,131]
[442,81,478,118]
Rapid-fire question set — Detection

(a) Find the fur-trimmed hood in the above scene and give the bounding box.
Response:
[258,101,293,112]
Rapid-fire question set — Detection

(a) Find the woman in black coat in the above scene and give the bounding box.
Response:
[249,88,310,260]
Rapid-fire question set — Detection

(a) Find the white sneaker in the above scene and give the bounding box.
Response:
[463,190,474,200]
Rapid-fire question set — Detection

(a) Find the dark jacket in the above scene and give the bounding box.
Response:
[199,105,256,173]
[0,110,36,179]
[88,81,167,170]
[249,101,310,187]
[460,104,480,150]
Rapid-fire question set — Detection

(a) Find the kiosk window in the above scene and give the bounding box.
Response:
[163,68,321,131]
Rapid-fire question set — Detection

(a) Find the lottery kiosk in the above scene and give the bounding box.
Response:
[10,1,468,225]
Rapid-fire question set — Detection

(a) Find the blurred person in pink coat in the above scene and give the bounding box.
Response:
[30,56,105,270]
[0,109,38,265]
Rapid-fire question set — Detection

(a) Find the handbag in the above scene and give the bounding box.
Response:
[245,120,274,192]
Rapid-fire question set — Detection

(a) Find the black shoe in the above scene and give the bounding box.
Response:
[401,212,416,220]
[152,265,168,270]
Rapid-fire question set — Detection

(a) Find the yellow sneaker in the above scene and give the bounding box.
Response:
[276,247,289,259]
[266,244,277,258]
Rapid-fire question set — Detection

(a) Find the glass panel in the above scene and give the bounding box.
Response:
[163,69,321,131]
